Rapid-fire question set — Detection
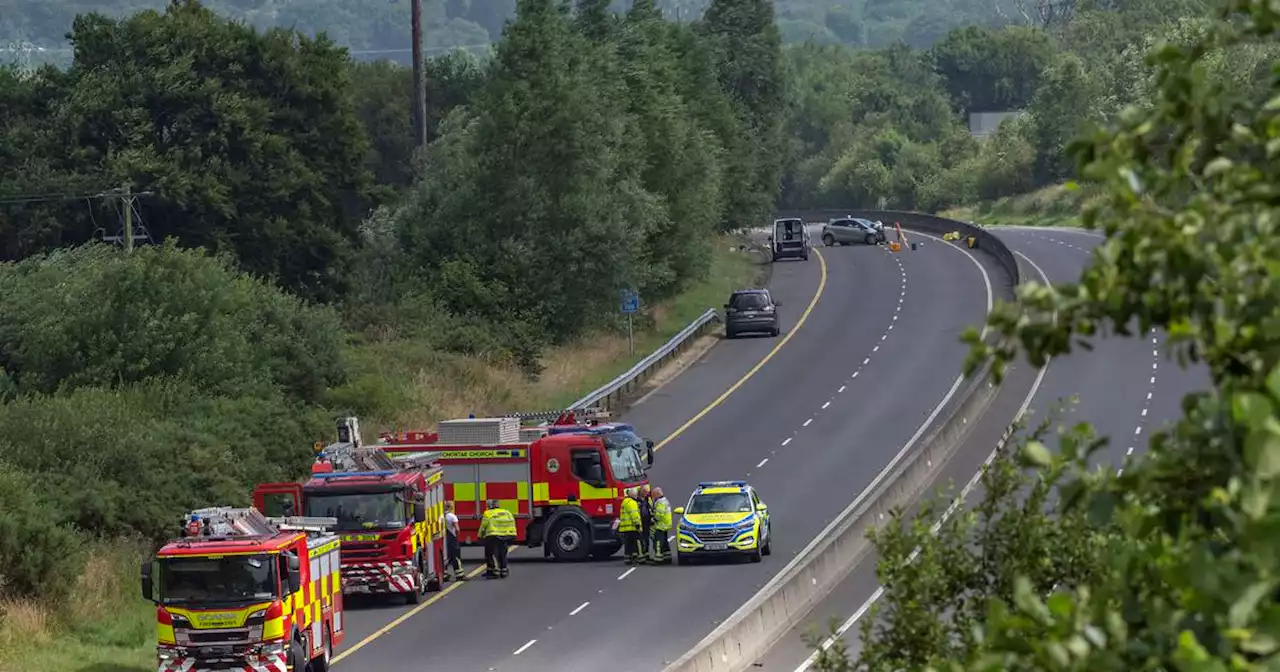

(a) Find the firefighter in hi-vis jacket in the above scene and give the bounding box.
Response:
[480,499,516,578]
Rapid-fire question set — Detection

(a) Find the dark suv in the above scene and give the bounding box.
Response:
[724,289,780,338]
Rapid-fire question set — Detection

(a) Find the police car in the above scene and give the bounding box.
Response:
[672,481,771,563]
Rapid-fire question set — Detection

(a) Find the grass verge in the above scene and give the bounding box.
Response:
[939,183,1103,228]
[0,235,764,672]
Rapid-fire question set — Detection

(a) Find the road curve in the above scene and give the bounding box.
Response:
[330,235,991,671]
[755,225,1212,672]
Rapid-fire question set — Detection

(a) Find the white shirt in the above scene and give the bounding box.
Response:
[444,511,459,536]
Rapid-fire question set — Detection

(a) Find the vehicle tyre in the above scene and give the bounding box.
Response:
[548,517,592,561]
[762,529,772,556]
[802,251,810,261]
[749,545,763,563]
[289,635,307,672]
[770,326,780,337]
[865,233,877,245]
[726,328,738,339]
[426,548,443,591]
[311,627,333,672]
[406,554,427,604]
[822,233,835,247]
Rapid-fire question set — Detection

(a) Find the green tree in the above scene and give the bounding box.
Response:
[930,25,1056,114]
[56,0,374,302]
[1027,51,1101,182]
[698,0,786,227]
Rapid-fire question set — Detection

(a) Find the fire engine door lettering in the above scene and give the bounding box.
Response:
[546,458,560,473]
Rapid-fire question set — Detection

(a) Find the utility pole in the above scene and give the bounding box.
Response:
[410,0,427,149]
[122,182,134,253]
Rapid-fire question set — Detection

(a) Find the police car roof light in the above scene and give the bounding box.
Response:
[697,480,747,488]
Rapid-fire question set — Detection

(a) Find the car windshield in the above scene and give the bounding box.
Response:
[159,555,277,606]
[688,492,752,514]
[730,293,768,310]
[305,491,405,531]
[602,429,648,483]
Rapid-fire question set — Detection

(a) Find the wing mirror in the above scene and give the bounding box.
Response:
[756,503,768,512]
[767,235,773,242]
[773,300,782,307]
[645,439,655,466]
[414,501,427,524]
[673,507,685,515]
[285,552,302,594]
[140,561,154,602]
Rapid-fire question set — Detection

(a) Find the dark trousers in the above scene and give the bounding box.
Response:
[639,523,652,556]
[484,537,511,575]
[621,530,640,563]
[651,528,670,561]
[445,533,462,575]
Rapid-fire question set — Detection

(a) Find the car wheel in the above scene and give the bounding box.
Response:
[822,233,835,247]
[548,517,592,561]
[749,545,763,563]
[406,554,427,604]
[770,326,780,337]
[865,233,877,245]
[726,328,738,339]
[762,527,772,556]
[289,636,307,672]
[312,627,334,672]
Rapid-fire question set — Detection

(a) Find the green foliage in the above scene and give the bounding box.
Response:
[814,0,1280,668]
[0,242,346,404]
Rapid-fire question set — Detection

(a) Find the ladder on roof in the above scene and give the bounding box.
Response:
[318,437,441,473]
[183,507,337,537]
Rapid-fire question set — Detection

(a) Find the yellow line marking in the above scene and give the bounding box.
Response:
[651,248,828,453]
[332,247,828,666]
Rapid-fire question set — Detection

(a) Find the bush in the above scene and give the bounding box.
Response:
[0,242,347,404]
[0,466,84,601]
[0,380,330,544]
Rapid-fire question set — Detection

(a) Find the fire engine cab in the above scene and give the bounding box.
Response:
[141,507,344,672]
[254,417,448,605]
[380,410,655,561]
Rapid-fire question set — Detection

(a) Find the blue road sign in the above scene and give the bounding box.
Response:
[620,289,640,314]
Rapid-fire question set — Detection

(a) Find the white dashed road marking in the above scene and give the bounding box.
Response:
[513,640,537,656]
[570,602,590,616]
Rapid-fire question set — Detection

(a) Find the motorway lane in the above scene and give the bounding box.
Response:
[328,251,825,653]
[758,226,1213,672]
[488,240,991,671]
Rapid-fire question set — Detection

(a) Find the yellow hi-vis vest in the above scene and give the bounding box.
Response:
[619,497,641,532]
[479,507,516,538]
[652,497,672,531]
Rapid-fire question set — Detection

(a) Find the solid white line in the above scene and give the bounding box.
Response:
[617,567,636,581]
[782,437,793,447]
[757,458,769,468]
[822,401,831,409]
[570,601,590,616]
[803,418,813,427]
[514,639,537,655]
[792,247,1046,672]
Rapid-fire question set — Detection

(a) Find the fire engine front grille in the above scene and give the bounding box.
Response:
[342,542,389,561]
[186,629,250,644]
[695,528,736,543]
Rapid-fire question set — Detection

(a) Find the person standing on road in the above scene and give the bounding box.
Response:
[637,484,653,562]
[478,499,516,578]
[649,487,672,564]
[617,488,642,565]
[443,502,465,581]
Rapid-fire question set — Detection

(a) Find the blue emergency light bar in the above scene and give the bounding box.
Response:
[313,470,398,479]
[698,480,747,488]
[546,423,635,436]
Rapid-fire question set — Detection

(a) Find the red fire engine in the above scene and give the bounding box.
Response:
[141,507,344,672]
[254,417,448,605]
[380,410,655,561]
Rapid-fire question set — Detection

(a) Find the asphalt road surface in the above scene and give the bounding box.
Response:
[329,233,995,671]
[756,225,1213,672]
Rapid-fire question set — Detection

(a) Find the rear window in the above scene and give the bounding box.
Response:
[731,293,768,310]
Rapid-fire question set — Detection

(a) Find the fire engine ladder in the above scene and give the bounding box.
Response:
[320,439,441,472]
[268,516,339,533]
[512,407,611,425]
[187,507,281,537]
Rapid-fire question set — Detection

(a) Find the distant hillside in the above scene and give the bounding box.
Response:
[0,0,1022,68]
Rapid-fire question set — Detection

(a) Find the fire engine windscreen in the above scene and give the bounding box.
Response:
[305,490,405,530]
[159,555,278,605]
[602,429,648,482]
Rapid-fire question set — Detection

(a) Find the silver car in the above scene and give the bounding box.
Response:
[821,217,886,247]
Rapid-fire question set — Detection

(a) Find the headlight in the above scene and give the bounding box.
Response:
[736,518,756,530]
[391,565,414,575]
[170,614,190,627]
[258,642,287,656]
[245,609,267,626]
